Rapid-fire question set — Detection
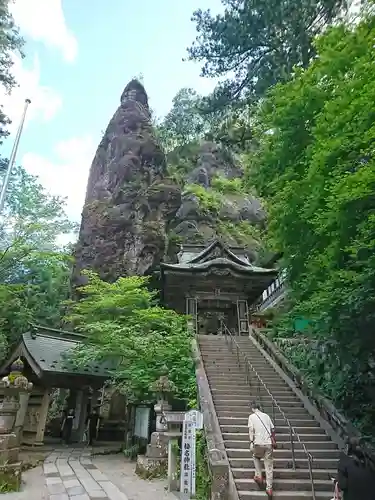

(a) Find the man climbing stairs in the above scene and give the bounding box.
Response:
[198,334,341,499]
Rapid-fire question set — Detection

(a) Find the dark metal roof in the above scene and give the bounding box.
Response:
[163,239,276,277]
[0,324,115,380]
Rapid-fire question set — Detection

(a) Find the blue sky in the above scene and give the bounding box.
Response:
[2,0,222,222]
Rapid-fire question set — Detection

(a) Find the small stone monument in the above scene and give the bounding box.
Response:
[136,370,176,478]
[0,358,33,491]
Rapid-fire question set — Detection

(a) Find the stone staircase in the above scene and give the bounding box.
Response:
[198,334,341,499]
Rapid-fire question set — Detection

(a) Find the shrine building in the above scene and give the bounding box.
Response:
[160,239,278,335]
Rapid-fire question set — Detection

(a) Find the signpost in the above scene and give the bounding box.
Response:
[180,409,203,498]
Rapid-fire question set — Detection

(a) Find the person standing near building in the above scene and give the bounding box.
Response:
[248,401,276,497]
[86,407,100,446]
[61,408,75,445]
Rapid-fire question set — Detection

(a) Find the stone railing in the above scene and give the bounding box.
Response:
[192,340,236,500]
[251,328,375,464]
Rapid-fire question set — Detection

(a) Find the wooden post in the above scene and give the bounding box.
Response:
[34,389,50,445]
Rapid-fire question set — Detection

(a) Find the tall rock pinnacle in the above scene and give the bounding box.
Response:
[73,80,181,284]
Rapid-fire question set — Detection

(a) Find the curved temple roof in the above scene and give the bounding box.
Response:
[162,239,277,277]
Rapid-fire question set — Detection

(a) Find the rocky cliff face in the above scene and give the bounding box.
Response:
[73,80,181,284]
[73,80,267,283]
[169,141,266,262]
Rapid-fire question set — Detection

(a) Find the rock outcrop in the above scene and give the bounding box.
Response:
[73,80,268,284]
[73,80,181,283]
[168,141,266,262]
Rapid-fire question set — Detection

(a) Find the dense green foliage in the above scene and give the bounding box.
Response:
[0,164,75,358]
[0,0,24,140]
[67,272,196,403]
[156,88,267,258]
[250,16,375,434]
[188,0,349,108]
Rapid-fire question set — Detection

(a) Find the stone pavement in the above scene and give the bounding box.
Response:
[3,448,176,500]
[43,448,128,499]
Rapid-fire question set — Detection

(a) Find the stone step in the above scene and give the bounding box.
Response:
[214,399,303,407]
[213,395,300,403]
[206,374,287,382]
[219,417,320,427]
[223,432,337,449]
[229,457,339,470]
[211,387,294,395]
[224,439,337,450]
[222,433,331,443]
[207,376,286,385]
[235,477,333,492]
[232,467,337,481]
[226,448,340,460]
[216,409,312,419]
[209,383,291,392]
[237,489,333,499]
[207,374,287,383]
[210,371,280,377]
[220,425,327,435]
[199,336,339,500]
[224,436,338,451]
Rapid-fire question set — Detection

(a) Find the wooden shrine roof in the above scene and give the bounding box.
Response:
[0,324,116,388]
[161,239,277,278]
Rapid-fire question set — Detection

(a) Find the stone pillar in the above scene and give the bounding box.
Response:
[0,388,20,463]
[167,437,178,492]
[0,364,33,464]
[73,390,83,431]
[77,390,89,442]
[34,389,50,445]
[14,390,31,445]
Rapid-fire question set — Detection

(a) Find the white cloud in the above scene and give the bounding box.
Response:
[1,53,62,135]
[21,135,96,221]
[10,0,78,63]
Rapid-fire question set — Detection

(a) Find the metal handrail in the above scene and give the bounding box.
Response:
[220,321,316,500]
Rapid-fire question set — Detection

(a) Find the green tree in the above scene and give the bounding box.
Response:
[0,0,24,141]
[0,164,76,358]
[250,16,375,434]
[188,0,349,107]
[67,272,196,403]
[156,88,206,150]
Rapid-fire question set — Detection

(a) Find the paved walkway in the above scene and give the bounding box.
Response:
[3,449,176,500]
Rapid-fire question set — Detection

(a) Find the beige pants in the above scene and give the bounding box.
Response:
[253,445,273,490]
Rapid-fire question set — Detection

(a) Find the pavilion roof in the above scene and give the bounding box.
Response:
[0,324,116,387]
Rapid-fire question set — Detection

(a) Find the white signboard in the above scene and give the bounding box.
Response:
[179,410,203,497]
[186,409,203,430]
[180,419,194,495]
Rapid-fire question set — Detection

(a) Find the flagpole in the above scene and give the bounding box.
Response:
[0,98,31,214]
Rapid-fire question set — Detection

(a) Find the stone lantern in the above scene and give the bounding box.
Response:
[0,357,33,464]
[149,369,177,432]
[136,369,177,478]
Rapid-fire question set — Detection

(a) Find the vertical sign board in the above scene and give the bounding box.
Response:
[180,418,194,496]
[180,410,203,498]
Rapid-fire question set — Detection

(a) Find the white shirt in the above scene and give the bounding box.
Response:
[248,410,274,446]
